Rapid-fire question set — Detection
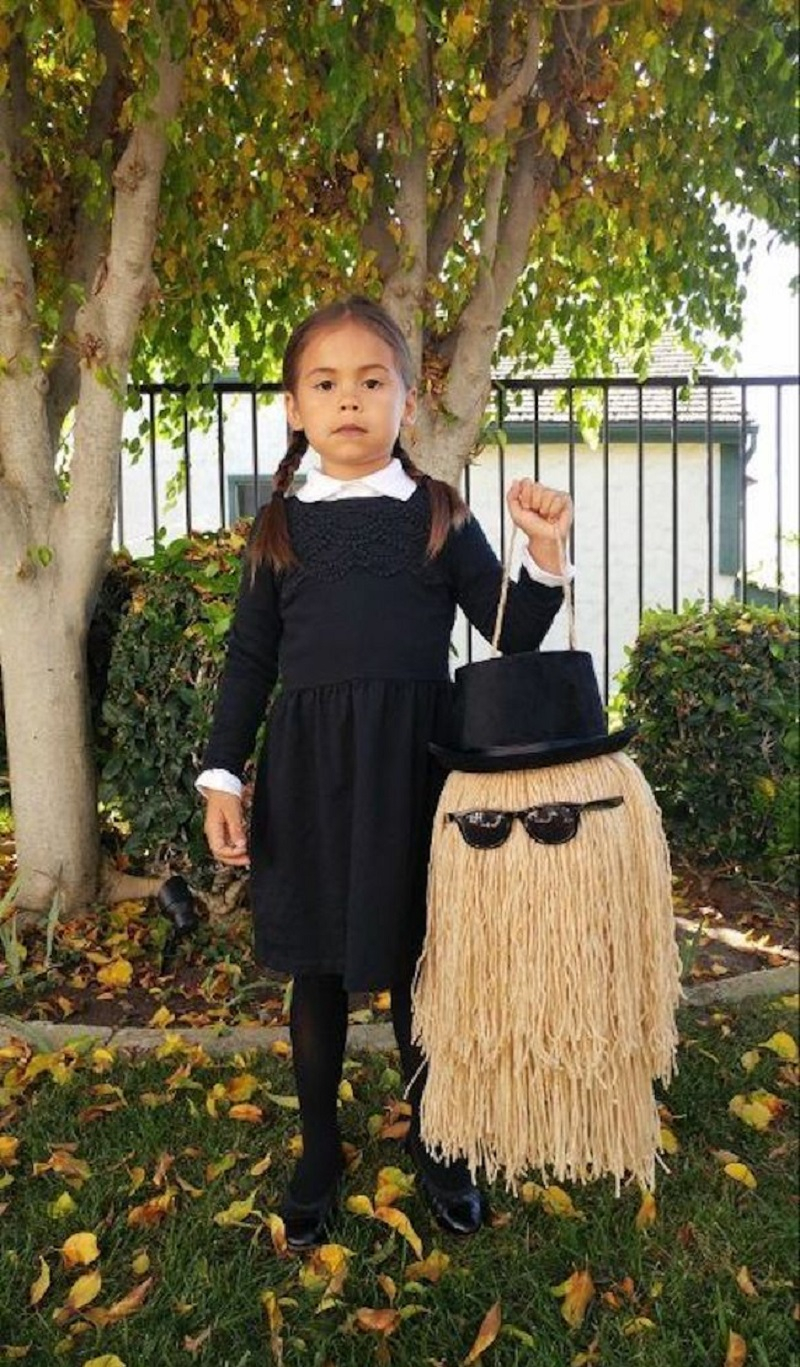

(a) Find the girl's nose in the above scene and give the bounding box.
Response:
[339,385,360,408]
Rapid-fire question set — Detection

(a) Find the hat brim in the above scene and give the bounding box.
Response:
[428,724,637,773]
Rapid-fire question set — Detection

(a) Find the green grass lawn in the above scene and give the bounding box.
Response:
[0,997,798,1367]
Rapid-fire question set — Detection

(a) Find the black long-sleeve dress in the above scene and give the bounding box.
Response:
[203,486,562,990]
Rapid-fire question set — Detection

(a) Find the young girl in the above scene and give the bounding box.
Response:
[198,296,572,1250]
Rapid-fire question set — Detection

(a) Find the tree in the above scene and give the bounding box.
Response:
[1,0,796,913]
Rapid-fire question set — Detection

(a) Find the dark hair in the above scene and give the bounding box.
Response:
[249,296,468,572]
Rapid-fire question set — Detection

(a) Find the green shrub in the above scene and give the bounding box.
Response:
[98,526,249,868]
[618,598,799,882]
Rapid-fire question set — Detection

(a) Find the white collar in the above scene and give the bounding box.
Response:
[294,455,417,502]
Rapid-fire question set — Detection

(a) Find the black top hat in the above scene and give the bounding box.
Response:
[430,649,636,773]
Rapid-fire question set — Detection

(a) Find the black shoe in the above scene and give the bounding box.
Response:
[280,1164,343,1253]
[406,1134,484,1237]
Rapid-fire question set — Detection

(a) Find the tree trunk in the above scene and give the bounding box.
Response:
[0,576,98,911]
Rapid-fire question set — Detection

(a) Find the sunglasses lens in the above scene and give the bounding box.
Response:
[522,805,580,844]
[452,811,513,849]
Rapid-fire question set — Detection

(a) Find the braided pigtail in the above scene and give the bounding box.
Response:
[394,438,469,558]
[249,429,308,573]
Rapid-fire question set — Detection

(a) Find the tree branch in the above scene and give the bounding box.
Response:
[0,93,52,502]
[61,17,185,594]
[428,143,467,279]
[46,4,129,449]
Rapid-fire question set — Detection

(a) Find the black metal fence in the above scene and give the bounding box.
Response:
[117,374,799,698]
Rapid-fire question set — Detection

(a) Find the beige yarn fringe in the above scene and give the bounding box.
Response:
[412,752,683,1193]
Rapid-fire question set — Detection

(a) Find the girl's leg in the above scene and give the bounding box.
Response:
[391,971,478,1195]
[288,972,349,1202]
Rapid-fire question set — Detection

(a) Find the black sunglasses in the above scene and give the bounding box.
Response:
[446,796,624,849]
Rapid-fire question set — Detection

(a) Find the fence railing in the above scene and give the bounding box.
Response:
[117,374,799,699]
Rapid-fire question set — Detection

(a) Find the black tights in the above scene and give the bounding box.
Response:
[288,970,466,1201]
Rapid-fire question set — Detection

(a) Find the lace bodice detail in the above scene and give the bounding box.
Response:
[286,488,432,581]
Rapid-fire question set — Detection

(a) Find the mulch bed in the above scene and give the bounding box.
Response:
[1,859,797,1032]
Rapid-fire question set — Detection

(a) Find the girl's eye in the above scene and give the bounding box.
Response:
[364,378,382,389]
[314,380,334,391]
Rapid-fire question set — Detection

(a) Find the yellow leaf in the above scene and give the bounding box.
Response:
[147,1006,175,1029]
[377,1273,396,1303]
[0,1135,19,1166]
[735,1266,758,1298]
[261,1288,283,1333]
[520,1180,543,1204]
[83,1358,127,1367]
[338,1080,354,1103]
[463,1301,502,1363]
[131,1252,150,1276]
[542,1185,584,1220]
[374,1166,415,1207]
[740,1051,761,1073]
[127,1192,174,1227]
[623,1317,656,1336]
[269,1039,291,1059]
[372,990,391,1012]
[249,1154,272,1177]
[635,1190,657,1230]
[728,1094,774,1131]
[226,1073,259,1103]
[724,1162,757,1190]
[29,1257,51,1307]
[346,1194,375,1217]
[552,1270,595,1328]
[724,1330,748,1367]
[96,959,133,989]
[61,1231,100,1268]
[659,1125,680,1153]
[405,1248,450,1283]
[536,99,550,130]
[48,1193,77,1220]
[214,1193,257,1227]
[266,1212,288,1256]
[374,1206,423,1258]
[593,3,610,34]
[62,1268,102,1314]
[351,173,370,194]
[760,1031,798,1061]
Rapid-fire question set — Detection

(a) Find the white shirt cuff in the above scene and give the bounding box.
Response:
[196,769,243,798]
[521,546,574,586]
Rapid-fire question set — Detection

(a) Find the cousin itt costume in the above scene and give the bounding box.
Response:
[202,485,564,993]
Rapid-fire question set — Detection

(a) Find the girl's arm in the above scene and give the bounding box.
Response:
[445,495,568,653]
[202,552,283,780]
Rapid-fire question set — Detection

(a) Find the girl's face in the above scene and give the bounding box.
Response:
[285,319,417,479]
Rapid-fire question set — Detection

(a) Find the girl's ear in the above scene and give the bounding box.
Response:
[402,386,418,428]
[285,391,302,431]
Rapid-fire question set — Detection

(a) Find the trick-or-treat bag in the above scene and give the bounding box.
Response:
[412,540,683,1192]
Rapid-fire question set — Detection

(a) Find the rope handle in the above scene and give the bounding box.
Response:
[490,526,575,656]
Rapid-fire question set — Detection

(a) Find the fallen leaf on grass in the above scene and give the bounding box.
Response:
[84,1278,153,1326]
[374,1206,423,1258]
[724,1329,747,1366]
[635,1190,657,1230]
[53,1268,102,1323]
[404,1249,450,1283]
[740,1050,761,1073]
[33,1149,91,1187]
[61,1231,100,1268]
[355,1307,401,1336]
[374,1166,415,1207]
[346,1194,375,1217]
[127,1191,175,1227]
[29,1257,51,1306]
[183,1326,213,1355]
[83,1357,127,1367]
[735,1266,758,1298]
[552,1270,595,1328]
[0,1136,19,1165]
[623,1317,656,1336]
[659,1125,680,1153]
[266,1212,289,1257]
[463,1301,502,1364]
[47,1193,77,1220]
[213,1193,259,1227]
[299,1243,352,1298]
[228,1103,264,1123]
[728,1090,785,1131]
[571,1335,601,1365]
[724,1162,757,1190]
[759,1031,798,1062]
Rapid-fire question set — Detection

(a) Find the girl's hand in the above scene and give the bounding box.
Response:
[506,479,573,575]
[203,792,250,867]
